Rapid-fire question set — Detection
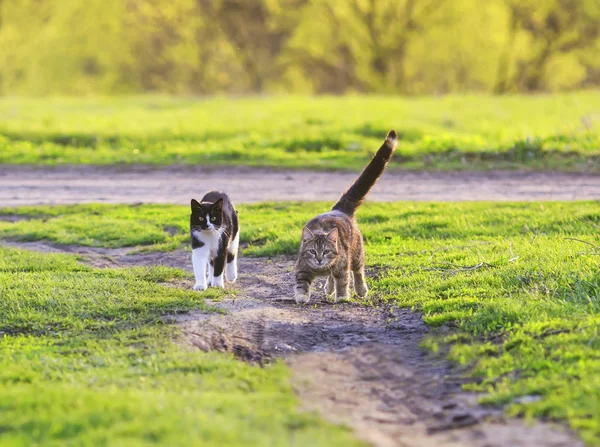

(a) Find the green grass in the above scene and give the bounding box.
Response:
[0,204,189,251]
[0,245,362,446]
[1,201,600,444]
[1,93,599,171]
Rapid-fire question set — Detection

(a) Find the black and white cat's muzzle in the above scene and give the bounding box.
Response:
[192,224,219,232]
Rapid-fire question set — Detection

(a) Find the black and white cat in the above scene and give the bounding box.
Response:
[190,191,239,290]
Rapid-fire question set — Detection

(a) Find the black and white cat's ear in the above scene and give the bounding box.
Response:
[191,199,201,211]
[326,228,339,245]
[302,227,314,242]
[212,198,224,213]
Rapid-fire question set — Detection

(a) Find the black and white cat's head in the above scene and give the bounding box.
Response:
[190,198,224,232]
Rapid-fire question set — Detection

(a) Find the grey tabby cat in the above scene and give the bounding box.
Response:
[294,130,398,304]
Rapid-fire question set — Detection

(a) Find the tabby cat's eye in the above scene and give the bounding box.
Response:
[309,249,317,255]
[211,216,216,222]
[323,250,331,255]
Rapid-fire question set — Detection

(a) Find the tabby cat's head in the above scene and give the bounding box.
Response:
[190,198,224,232]
[300,227,338,269]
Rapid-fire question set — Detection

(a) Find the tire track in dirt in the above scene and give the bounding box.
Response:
[3,240,582,447]
[1,165,598,206]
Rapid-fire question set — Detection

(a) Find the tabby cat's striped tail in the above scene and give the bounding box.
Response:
[332,130,398,216]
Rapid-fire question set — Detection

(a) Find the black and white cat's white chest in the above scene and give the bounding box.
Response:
[191,227,225,257]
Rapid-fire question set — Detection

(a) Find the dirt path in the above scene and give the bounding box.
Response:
[4,240,581,447]
[0,165,598,206]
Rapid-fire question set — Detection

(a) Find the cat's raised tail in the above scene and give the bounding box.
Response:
[332,130,398,216]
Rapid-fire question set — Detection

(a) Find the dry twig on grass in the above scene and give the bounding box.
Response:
[565,237,600,254]
[422,261,493,274]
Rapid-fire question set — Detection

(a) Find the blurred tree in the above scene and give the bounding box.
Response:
[124,0,201,93]
[196,0,308,92]
[0,0,132,95]
[286,0,449,93]
[404,0,506,94]
[495,0,600,92]
[0,0,598,95]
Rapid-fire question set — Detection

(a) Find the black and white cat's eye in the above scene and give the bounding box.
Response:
[199,216,204,221]
[211,216,216,222]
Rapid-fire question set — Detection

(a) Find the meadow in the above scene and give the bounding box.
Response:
[0,201,599,444]
[1,93,599,171]
[0,243,361,446]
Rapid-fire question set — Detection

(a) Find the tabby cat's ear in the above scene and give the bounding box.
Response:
[191,199,201,211]
[326,228,339,245]
[212,198,224,213]
[302,227,314,242]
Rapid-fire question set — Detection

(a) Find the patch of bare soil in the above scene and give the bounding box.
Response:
[1,165,599,206]
[4,240,582,447]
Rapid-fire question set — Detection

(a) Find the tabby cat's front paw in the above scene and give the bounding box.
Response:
[209,275,225,288]
[193,282,207,291]
[355,284,368,298]
[333,292,350,303]
[294,291,311,304]
[324,277,335,296]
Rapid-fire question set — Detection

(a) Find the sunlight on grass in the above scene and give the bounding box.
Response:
[0,93,599,171]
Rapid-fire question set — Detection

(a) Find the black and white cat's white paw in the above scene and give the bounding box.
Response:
[226,262,237,283]
[193,282,208,291]
[209,274,225,288]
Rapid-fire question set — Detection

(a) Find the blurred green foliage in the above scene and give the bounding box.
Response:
[0,0,599,95]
